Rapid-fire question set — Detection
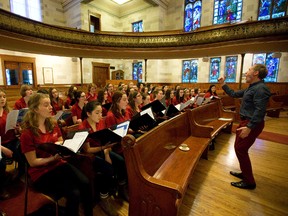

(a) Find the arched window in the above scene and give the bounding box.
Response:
[10,0,42,22]
[209,57,221,83]
[213,0,242,25]
[132,62,143,83]
[252,53,280,82]
[183,0,202,32]
[258,0,288,20]
[225,56,238,83]
[182,59,198,83]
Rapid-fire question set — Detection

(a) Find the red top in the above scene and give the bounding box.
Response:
[105,110,129,128]
[0,110,17,145]
[78,119,106,147]
[172,97,181,105]
[71,102,82,120]
[204,92,218,98]
[20,124,65,182]
[14,97,27,110]
[107,92,113,103]
[86,92,97,102]
[51,98,64,115]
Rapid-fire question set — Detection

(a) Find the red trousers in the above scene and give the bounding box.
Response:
[234,119,264,184]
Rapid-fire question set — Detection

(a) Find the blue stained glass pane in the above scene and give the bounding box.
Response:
[209,57,221,83]
[272,0,287,18]
[182,60,191,83]
[184,0,202,32]
[137,62,143,83]
[253,53,266,65]
[190,59,198,83]
[264,53,279,82]
[132,63,138,80]
[258,0,272,20]
[225,56,237,83]
[213,0,242,25]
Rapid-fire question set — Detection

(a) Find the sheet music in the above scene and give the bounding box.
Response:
[113,121,130,137]
[5,110,19,133]
[140,107,155,120]
[62,131,88,153]
[53,110,64,120]
[5,108,29,133]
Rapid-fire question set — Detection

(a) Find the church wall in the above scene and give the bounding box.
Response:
[0,0,287,85]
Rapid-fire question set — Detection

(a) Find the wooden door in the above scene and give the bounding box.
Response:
[92,62,110,88]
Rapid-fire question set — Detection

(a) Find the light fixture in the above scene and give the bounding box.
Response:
[111,0,131,5]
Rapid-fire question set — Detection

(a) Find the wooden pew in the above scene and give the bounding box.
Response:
[121,111,211,216]
[189,100,234,140]
[220,95,236,111]
[266,96,284,118]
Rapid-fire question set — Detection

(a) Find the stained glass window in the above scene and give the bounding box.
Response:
[225,56,237,83]
[132,21,143,32]
[132,62,143,83]
[10,0,42,22]
[182,59,198,83]
[184,0,202,32]
[258,0,287,20]
[209,57,221,83]
[213,0,243,25]
[252,53,280,82]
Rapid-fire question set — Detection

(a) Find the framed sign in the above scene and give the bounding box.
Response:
[43,67,53,84]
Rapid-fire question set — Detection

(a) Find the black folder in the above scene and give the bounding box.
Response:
[164,104,181,117]
[88,128,122,146]
[36,143,77,156]
[129,113,158,132]
[141,100,166,114]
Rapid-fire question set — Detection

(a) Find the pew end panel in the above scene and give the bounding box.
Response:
[122,135,184,216]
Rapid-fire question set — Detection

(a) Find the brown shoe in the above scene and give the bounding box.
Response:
[100,196,119,216]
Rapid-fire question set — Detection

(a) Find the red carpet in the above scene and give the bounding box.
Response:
[0,179,54,215]
[232,124,288,145]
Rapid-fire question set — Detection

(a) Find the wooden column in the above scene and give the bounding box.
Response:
[79,57,83,87]
[144,59,147,83]
[239,53,245,90]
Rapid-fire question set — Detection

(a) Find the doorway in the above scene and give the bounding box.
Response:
[92,62,110,88]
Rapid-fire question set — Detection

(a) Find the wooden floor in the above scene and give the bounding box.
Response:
[91,111,288,216]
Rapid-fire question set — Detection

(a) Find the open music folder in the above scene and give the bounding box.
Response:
[88,121,130,145]
[36,130,89,156]
[5,108,28,133]
[129,108,158,132]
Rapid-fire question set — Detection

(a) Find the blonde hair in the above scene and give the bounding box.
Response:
[0,88,9,112]
[21,93,55,136]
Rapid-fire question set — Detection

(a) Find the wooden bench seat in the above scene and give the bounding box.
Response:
[189,100,234,140]
[153,136,211,189]
[121,111,212,216]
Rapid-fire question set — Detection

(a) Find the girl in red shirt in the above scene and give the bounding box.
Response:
[71,91,86,124]
[79,101,128,211]
[20,93,93,216]
[49,88,65,115]
[105,91,129,128]
[86,83,97,102]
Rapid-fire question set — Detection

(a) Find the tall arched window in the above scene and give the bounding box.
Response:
[182,59,198,83]
[252,53,280,82]
[213,0,242,25]
[258,0,288,20]
[183,0,202,32]
[10,0,42,22]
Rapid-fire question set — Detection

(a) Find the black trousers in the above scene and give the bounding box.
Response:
[33,163,93,216]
